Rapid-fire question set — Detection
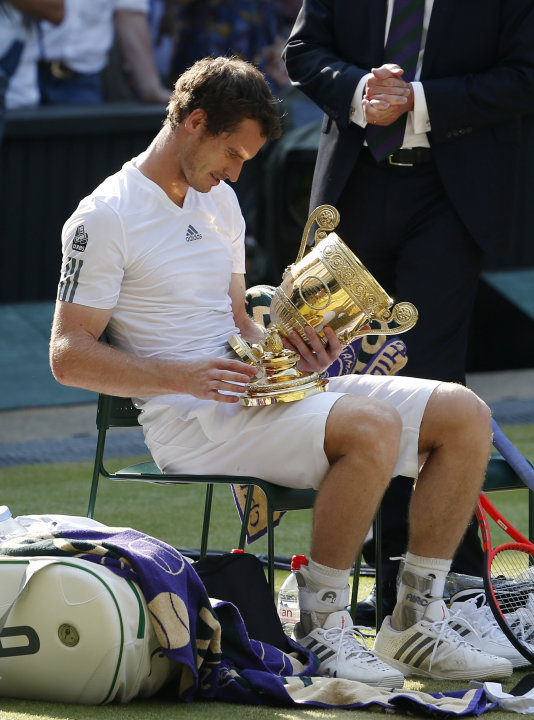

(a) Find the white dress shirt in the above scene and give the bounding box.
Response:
[40,0,149,74]
[0,7,39,109]
[351,0,434,149]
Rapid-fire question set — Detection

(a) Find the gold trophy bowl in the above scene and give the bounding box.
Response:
[269,205,418,347]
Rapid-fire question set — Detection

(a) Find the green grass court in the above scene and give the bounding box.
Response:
[0,423,533,720]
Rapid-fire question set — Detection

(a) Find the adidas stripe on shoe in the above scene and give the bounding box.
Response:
[374,599,513,681]
[294,610,404,688]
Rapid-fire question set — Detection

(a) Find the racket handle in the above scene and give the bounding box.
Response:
[492,418,534,491]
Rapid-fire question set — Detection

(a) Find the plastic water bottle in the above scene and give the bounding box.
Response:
[277,554,307,636]
[0,506,27,539]
[445,571,484,600]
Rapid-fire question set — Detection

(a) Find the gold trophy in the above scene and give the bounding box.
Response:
[231,205,418,406]
[270,205,418,347]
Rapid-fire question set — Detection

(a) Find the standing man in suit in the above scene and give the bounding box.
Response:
[284,0,534,622]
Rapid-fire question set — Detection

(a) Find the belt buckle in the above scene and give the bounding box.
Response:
[50,60,74,79]
[388,153,413,167]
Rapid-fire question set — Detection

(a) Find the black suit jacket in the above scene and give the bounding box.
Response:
[284,0,534,252]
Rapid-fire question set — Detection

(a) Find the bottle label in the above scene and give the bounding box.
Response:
[278,606,299,620]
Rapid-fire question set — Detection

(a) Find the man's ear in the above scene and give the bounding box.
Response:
[184,108,207,133]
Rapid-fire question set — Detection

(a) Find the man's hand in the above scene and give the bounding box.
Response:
[363,63,413,127]
[12,0,64,24]
[283,325,341,375]
[183,357,258,403]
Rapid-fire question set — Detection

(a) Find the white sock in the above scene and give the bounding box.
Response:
[306,558,351,590]
[297,559,351,627]
[392,553,452,630]
[401,552,451,598]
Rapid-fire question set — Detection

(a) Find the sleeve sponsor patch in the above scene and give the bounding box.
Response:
[72,225,89,252]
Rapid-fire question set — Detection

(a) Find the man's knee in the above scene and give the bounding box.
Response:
[421,383,492,449]
[325,395,402,464]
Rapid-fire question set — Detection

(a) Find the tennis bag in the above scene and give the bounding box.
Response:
[0,556,178,704]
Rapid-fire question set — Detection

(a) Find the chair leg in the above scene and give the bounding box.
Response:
[267,508,275,596]
[238,484,254,549]
[87,431,106,518]
[349,553,362,623]
[200,484,214,558]
[374,508,383,629]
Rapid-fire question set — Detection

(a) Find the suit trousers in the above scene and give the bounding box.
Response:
[335,147,485,586]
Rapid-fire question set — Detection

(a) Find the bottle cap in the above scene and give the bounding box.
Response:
[290,554,308,571]
[0,506,12,522]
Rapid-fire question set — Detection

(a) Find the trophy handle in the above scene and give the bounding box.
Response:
[340,301,419,345]
[295,205,341,265]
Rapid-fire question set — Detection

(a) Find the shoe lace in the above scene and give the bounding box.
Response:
[424,618,474,672]
[450,593,506,640]
[509,607,534,643]
[322,624,377,665]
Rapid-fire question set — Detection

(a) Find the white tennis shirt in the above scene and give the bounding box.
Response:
[58,154,246,364]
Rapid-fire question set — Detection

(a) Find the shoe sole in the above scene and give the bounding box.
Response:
[322,669,404,688]
[373,651,513,681]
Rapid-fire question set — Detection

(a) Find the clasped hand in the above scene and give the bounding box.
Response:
[363,63,413,127]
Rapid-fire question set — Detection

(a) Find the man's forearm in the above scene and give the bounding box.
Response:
[11,0,64,24]
[50,330,184,398]
[114,9,171,103]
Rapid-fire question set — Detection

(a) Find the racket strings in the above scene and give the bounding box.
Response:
[489,547,534,647]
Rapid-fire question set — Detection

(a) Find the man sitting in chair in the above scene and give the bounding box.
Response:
[50,55,511,687]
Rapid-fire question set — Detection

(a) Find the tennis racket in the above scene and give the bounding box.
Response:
[475,492,534,665]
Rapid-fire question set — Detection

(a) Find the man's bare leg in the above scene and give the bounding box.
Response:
[387,383,492,630]
[311,394,403,568]
[295,393,402,621]
[408,383,492,560]
[373,385,512,681]
[293,394,407,688]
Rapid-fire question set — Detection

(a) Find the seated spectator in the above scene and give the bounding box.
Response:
[38,0,170,105]
[148,0,190,85]
[0,0,64,111]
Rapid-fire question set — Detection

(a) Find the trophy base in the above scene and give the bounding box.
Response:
[239,377,329,406]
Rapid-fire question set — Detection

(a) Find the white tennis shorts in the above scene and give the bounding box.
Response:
[138,373,440,490]
[139,375,439,489]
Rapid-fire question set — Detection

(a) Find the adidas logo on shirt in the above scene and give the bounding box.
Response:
[185,224,202,242]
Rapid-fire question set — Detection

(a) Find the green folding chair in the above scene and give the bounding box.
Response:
[87,392,320,595]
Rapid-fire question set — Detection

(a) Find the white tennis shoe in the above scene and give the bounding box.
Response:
[449,590,530,667]
[295,610,405,688]
[374,598,513,680]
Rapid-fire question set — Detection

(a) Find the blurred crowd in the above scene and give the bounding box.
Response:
[0,0,303,112]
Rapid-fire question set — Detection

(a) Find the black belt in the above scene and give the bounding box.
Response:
[363,146,433,167]
[39,60,77,80]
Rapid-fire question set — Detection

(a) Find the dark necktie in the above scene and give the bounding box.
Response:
[366,0,425,161]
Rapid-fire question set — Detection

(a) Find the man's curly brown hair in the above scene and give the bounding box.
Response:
[165,55,281,140]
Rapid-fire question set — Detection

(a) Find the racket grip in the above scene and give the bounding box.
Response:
[492,418,534,491]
